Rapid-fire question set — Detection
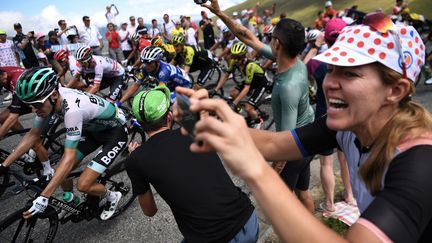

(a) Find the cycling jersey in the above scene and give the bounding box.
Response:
[33,87,126,149]
[160,43,176,61]
[138,38,151,53]
[227,60,264,85]
[137,61,191,102]
[67,56,80,77]
[0,66,25,92]
[76,55,124,85]
[292,116,432,242]
[174,45,212,72]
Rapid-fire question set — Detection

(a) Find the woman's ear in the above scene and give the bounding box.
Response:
[386,78,411,104]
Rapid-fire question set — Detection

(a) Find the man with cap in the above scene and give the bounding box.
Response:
[232,12,242,25]
[171,21,185,38]
[79,16,104,55]
[125,85,259,242]
[199,11,215,49]
[0,29,20,67]
[12,23,39,68]
[323,1,337,19]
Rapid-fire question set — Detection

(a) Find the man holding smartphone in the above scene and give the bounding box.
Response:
[126,86,258,243]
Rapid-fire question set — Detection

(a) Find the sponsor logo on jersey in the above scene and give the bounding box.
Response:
[66,126,80,136]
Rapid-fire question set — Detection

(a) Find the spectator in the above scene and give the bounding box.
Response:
[199,11,215,49]
[56,19,78,45]
[118,22,132,65]
[136,17,146,33]
[0,29,20,67]
[128,16,137,34]
[149,19,161,38]
[314,11,325,30]
[184,21,197,47]
[323,1,337,19]
[232,12,242,25]
[105,4,119,26]
[126,86,259,243]
[79,16,104,55]
[33,33,49,66]
[162,13,176,42]
[44,31,62,73]
[12,23,39,68]
[106,23,124,62]
[171,21,184,38]
[185,16,199,42]
[261,3,276,25]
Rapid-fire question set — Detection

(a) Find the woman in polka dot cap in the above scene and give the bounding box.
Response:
[176,10,432,242]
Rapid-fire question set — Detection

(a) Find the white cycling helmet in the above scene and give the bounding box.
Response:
[129,32,140,42]
[140,46,163,63]
[307,29,321,42]
[75,46,92,62]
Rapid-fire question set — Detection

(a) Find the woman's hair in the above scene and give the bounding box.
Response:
[359,62,432,195]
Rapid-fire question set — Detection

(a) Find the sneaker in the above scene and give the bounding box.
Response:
[425,78,432,85]
[100,191,122,220]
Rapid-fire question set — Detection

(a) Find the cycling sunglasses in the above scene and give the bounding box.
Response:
[362,12,407,79]
[23,90,55,109]
[142,59,156,64]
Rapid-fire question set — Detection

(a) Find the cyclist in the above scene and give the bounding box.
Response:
[120,46,191,104]
[67,46,125,103]
[211,42,266,129]
[53,49,82,88]
[3,67,127,220]
[122,32,140,67]
[150,36,175,62]
[0,66,54,181]
[170,34,214,88]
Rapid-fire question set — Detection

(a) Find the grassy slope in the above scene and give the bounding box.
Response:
[225,0,432,28]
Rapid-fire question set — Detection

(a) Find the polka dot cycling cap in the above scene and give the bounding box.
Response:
[314,13,425,82]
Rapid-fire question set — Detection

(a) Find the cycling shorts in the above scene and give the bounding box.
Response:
[280,156,313,191]
[235,76,267,107]
[77,126,128,174]
[196,64,213,86]
[99,76,125,102]
[8,93,32,115]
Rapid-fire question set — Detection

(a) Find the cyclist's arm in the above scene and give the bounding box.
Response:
[138,191,158,217]
[0,113,19,139]
[40,148,77,197]
[120,82,140,103]
[66,73,81,88]
[216,47,230,59]
[203,2,264,52]
[233,85,249,106]
[2,127,41,167]
[87,83,100,94]
[209,41,220,52]
[262,59,273,71]
[183,65,190,74]
[132,58,141,69]
[215,72,229,91]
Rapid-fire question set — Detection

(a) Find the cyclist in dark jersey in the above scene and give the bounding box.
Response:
[0,66,54,181]
[170,34,214,88]
[212,42,267,129]
[177,7,431,242]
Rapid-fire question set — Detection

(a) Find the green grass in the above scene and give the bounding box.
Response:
[225,0,432,28]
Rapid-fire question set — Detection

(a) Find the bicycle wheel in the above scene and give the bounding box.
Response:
[0,206,58,243]
[101,161,136,219]
[231,66,244,85]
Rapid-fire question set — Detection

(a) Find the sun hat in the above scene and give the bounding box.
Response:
[132,86,171,123]
[35,32,45,41]
[0,29,6,35]
[325,1,332,7]
[314,12,425,82]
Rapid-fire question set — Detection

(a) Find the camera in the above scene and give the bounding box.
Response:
[194,0,208,4]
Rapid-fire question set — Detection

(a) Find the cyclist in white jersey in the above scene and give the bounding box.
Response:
[54,49,81,87]
[67,46,125,103]
[3,67,128,220]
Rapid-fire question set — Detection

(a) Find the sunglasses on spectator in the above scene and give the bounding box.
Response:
[362,12,407,79]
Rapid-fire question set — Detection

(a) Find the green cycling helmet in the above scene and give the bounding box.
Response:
[172,34,185,46]
[16,67,58,103]
[132,86,171,123]
[231,42,247,56]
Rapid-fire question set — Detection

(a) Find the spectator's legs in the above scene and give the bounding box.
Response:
[319,154,335,211]
[337,150,354,203]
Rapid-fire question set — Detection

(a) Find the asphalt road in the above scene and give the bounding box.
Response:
[1,70,432,243]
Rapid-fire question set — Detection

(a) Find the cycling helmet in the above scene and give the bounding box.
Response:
[16,67,58,103]
[307,29,321,42]
[172,34,185,45]
[222,26,230,34]
[263,24,274,36]
[151,36,163,47]
[75,46,92,62]
[230,42,248,56]
[271,17,280,26]
[129,32,140,42]
[140,46,164,63]
[54,49,69,62]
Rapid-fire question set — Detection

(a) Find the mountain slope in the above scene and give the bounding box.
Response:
[225,0,431,28]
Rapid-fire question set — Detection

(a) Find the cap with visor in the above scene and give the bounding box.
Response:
[132,86,171,123]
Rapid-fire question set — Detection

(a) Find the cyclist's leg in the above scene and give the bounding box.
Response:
[247,83,267,120]
[196,64,212,87]
[106,76,124,102]
[230,87,240,99]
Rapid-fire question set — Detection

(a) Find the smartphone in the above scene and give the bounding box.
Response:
[194,0,208,4]
[176,93,199,138]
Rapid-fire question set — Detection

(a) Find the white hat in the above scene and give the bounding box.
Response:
[325,1,332,7]
[314,23,425,82]
[241,9,248,17]
[233,11,238,16]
